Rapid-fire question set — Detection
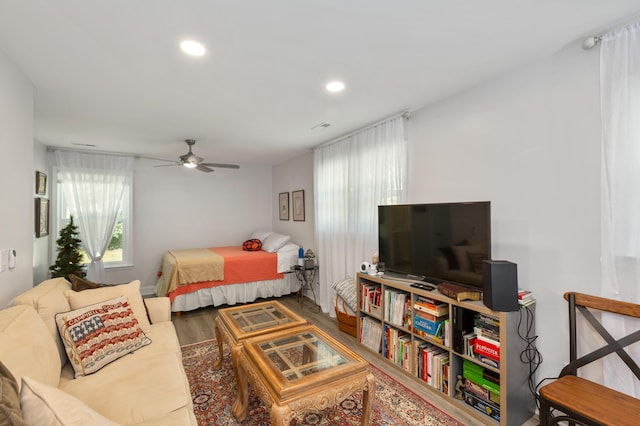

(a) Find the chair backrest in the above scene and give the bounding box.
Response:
[560,292,640,379]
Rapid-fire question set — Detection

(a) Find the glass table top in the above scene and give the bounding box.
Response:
[219,301,306,338]
[257,329,353,383]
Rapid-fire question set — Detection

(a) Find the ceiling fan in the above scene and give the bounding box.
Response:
[154,139,240,173]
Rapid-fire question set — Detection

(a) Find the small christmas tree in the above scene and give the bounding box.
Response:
[50,215,86,279]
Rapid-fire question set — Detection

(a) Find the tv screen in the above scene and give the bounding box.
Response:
[378,201,491,289]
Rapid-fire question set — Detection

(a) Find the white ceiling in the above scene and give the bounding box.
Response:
[1,1,639,167]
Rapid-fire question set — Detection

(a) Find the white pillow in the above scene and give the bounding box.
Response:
[278,242,299,253]
[20,376,121,426]
[250,230,273,242]
[262,233,291,253]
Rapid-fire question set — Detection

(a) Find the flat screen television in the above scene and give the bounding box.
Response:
[378,201,491,289]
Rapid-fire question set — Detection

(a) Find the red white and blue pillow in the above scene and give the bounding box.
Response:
[55,296,151,377]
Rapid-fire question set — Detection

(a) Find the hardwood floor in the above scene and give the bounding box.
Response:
[172,294,539,426]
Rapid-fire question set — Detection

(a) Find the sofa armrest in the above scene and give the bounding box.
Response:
[144,297,171,324]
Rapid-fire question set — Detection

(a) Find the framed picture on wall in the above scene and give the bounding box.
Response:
[35,198,49,238]
[279,192,289,220]
[292,190,305,221]
[36,171,47,195]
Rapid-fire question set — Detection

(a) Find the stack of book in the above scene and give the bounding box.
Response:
[360,281,381,313]
[415,341,449,392]
[383,325,412,372]
[473,313,500,369]
[518,288,535,307]
[359,316,383,353]
[413,296,448,344]
[384,289,411,328]
[462,360,501,421]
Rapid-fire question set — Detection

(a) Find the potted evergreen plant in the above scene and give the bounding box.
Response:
[49,215,86,280]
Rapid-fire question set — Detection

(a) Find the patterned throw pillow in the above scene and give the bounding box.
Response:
[242,238,263,251]
[331,277,357,312]
[55,296,152,378]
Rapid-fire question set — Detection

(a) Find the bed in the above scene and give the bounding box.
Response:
[154,232,301,312]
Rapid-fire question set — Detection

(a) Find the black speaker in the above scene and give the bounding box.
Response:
[482,260,518,312]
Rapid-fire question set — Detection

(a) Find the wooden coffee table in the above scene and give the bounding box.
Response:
[233,324,376,425]
[212,300,307,370]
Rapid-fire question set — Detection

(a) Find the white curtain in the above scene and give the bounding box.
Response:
[313,114,408,315]
[55,151,133,282]
[600,21,640,397]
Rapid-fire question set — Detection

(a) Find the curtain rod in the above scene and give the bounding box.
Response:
[314,110,410,150]
[582,14,640,50]
[46,146,136,158]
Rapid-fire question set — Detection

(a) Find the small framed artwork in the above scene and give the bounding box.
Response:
[35,198,49,238]
[292,190,305,221]
[36,171,47,195]
[279,192,289,221]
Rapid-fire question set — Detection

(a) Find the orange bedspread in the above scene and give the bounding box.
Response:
[167,246,284,301]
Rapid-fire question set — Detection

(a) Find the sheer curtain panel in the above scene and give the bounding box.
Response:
[313,114,408,315]
[55,151,133,282]
[600,20,640,397]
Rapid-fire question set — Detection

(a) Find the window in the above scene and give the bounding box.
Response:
[55,168,133,268]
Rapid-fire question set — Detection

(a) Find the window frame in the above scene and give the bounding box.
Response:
[52,166,134,269]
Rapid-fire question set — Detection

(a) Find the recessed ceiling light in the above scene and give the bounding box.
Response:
[180,40,206,56]
[326,81,345,93]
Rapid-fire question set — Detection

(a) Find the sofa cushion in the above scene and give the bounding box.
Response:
[0,361,27,426]
[20,377,120,426]
[14,277,72,366]
[65,280,151,333]
[0,305,61,390]
[55,296,152,378]
[60,351,191,425]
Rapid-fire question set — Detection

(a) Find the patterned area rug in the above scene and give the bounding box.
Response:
[181,339,464,425]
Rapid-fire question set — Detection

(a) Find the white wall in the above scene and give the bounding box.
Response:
[0,50,34,306]
[408,41,602,382]
[272,151,315,252]
[272,152,316,298]
[101,158,274,295]
[33,141,49,284]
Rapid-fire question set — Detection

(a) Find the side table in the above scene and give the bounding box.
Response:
[290,264,319,308]
[233,324,375,425]
[213,300,307,371]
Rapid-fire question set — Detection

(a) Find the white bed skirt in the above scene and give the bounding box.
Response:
[170,273,300,312]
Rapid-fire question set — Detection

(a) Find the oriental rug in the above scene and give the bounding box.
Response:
[181,339,464,426]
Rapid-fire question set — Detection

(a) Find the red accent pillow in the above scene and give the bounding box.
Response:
[242,239,262,251]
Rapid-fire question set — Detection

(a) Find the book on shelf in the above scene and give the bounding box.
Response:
[474,334,500,362]
[518,288,536,306]
[414,315,446,336]
[464,391,500,421]
[359,317,383,352]
[414,299,448,316]
[437,282,482,302]
[384,289,410,328]
[414,309,448,322]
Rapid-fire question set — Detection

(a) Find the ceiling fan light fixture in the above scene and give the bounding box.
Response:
[180,40,206,56]
[183,162,198,168]
[326,81,345,93]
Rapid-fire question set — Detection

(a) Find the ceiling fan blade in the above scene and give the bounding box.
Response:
[200,163,240,169]
[196,164,214,173]
[152,163,181,168]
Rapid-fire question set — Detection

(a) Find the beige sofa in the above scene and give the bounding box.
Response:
[0,277,197,425]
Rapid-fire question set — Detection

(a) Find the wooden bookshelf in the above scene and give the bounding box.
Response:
[356,273,536,426]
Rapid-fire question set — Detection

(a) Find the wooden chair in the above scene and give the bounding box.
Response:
[538,292,640,426]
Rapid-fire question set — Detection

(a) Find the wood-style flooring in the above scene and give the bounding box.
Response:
[172,294,539,426]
